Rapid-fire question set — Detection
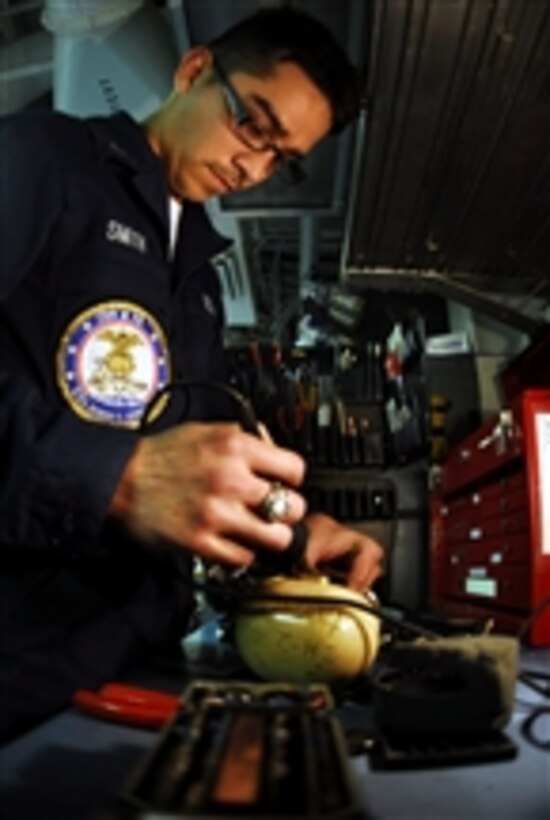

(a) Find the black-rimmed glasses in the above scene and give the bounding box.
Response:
[212,59,306,186]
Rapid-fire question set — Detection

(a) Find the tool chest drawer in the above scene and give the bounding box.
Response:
[430,389,550,646]
[445,508,530,545]
[440,475,528,521]
[441,563,531,610]
[446,532,531,567]
[440,411,523,494]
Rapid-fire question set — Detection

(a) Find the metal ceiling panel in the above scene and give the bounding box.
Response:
[343,0,550,311]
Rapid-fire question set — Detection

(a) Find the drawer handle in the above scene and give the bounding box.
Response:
[477,409,514,454]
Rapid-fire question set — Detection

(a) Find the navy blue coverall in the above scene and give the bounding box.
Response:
[0,110,231,740]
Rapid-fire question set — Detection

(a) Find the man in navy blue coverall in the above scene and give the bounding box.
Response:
[0,8,383,740]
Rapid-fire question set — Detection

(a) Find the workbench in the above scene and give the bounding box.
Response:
[1,639,548,820]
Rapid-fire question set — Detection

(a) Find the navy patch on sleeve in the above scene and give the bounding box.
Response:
[56,301,171,428]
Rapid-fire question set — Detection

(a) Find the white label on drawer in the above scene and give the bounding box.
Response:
[536,412,550,555]
[465,577,497,598]
[469,566,487,577]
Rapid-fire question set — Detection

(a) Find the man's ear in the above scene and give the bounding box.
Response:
[173,46,213,92]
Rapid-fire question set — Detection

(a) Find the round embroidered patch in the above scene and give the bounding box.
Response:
[56,301,171,428]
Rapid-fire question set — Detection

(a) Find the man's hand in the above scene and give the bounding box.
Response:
[109,422,307,566]
[302,512,384,591]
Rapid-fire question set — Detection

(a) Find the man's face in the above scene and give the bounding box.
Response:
[155,50,332,202]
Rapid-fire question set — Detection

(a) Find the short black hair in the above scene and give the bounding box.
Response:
[208,7,362,134]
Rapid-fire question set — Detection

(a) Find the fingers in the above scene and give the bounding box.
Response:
[303,513,385,592]
[345,538,385,591]
[241,474,307,521]
[242,431,306,488]
[110,420,309,569]
[192,525,295,566]
[186,533,256,568]
[180,423,305,497]
[192,494,304,553]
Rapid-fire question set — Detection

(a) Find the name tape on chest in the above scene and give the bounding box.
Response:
[56,301,171,428]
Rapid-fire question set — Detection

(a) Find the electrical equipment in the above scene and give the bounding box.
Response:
[119,680,365,819]
[233,575,380,683]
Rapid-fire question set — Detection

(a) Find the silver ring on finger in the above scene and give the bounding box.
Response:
[259,482,291,523]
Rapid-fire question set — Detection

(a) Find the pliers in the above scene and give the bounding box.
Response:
[73,683,181,729]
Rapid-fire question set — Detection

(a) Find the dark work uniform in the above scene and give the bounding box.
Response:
[0,110,231,740]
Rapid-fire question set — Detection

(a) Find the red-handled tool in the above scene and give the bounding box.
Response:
[73,683,181,728]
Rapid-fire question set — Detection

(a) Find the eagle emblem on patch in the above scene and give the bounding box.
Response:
[56,301,171,428]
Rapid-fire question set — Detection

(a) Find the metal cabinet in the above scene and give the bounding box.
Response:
[430,390,550,646]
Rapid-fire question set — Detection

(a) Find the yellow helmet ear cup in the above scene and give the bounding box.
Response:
[233,575,380,683]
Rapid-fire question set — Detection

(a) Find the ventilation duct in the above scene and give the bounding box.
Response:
[41,0,179,118]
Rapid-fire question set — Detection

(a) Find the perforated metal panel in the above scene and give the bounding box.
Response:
[343,0,550,329]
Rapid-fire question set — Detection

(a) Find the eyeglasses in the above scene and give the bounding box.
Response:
[212,59,306,186]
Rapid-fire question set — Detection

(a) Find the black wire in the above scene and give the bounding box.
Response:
[520,707,550,752]
[514,597,550,752]
[518,670,550,698]
[197,581,441,640]
[516,596,550,641]
[139,379,260,435]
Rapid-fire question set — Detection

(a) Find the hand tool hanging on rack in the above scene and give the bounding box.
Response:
[295,363,318,457]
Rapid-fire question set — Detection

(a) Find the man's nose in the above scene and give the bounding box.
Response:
[233,149,274,185]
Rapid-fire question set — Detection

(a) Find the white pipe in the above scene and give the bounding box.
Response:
[41,0,143,35]
[42,0,178,119]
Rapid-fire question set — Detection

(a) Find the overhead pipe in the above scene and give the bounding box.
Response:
[41,0,179,118]
[343,266,546,336]
[1,0,144,114]
[41,0,143,35]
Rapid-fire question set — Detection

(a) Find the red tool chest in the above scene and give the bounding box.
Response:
[430,389,550,646]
